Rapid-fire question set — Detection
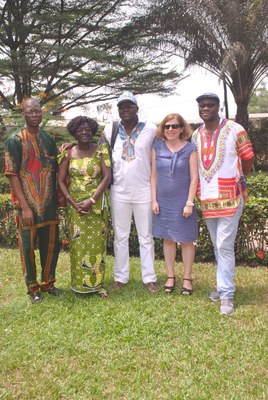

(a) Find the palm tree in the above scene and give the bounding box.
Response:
[133,0,268,129]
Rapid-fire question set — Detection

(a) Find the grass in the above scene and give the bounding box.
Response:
[0,248,267,400]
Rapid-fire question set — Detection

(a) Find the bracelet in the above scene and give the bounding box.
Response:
[90,197,96,204]
[186,200,194,207]
[66,195,70,201]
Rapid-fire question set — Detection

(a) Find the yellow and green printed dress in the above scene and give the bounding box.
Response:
[58,142,111,293]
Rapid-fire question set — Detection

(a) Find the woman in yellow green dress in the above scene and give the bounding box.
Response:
[58,116,111,297]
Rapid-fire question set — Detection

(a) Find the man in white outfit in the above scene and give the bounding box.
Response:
[103,92,159,293]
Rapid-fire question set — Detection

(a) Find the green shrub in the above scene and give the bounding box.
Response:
[238,171,268,265]
[0,173,10,194]
[237,196,268,264]
[195,206,215,261]
[246,171,268,197]
[0,194,18,247]
[248,118,268,172]
[0,172,267,264]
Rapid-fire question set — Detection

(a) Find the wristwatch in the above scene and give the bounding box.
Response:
[186,200,194,207]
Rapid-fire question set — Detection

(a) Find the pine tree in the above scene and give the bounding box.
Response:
[0,0,181,114]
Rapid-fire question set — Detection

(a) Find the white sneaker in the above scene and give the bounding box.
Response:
[209,291,220,302]
[220,299,234,315]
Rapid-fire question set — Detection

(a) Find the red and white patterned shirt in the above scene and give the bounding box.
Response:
[192,119,254,218]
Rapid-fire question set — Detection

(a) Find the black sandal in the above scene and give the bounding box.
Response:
[181,278,193,295]
[164,277,176,293]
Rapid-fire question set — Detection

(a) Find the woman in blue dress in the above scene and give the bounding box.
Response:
[151,113,198,294]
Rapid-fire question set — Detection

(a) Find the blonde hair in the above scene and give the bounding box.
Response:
[156,113,192,140]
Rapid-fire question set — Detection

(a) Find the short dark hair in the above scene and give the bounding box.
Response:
[67,116,99,137]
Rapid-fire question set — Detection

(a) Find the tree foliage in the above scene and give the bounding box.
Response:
[248,83,268,113]
[0,0,181,114]
[131,0,268,130]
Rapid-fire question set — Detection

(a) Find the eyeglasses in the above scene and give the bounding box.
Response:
[23,110,42,115]
[76,127,91,134]
[164,124,182,130]
[198,103,218,109]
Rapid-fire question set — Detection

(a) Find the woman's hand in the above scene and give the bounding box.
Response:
[68,202,82,213]
[77,210,89,215]
[76,199,92,214]
[59,142,75,152]
[183,205,193,218]
[152,200,160,214]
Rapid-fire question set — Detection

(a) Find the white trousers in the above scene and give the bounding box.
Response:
[205,198,244,300]
[111,200,156,284]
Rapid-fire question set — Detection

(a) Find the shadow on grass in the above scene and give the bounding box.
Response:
[43,276,267,311]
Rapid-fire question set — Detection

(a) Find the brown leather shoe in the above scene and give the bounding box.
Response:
[113,281,126,290]
[144,282,160,293]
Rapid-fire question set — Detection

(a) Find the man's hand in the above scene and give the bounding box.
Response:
[21,206,34,226]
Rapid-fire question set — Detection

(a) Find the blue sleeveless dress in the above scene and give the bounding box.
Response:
[152,139,198,242]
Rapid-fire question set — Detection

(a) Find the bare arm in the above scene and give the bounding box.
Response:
[150,148,159,214]
[8,175,34,225]
[96,155,112,197]
[242,157,254,177]
[59,142,76,152]
[57,155,81,212]
[77,154,111,214]
[183,150,199,218]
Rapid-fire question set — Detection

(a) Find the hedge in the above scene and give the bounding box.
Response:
[0,172,267,265]
[0,117,267,172]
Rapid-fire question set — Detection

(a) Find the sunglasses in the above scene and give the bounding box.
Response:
[118,103,136,110]
[198,103,218,109]
[164,123,182,130]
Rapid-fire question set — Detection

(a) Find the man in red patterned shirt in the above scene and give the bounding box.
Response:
[192,93,254,315]
[5,98,61,303]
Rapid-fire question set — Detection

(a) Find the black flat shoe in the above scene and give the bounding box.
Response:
[47,287,63,296]
[29,292,42,303]
[181,278,193,295]
[164,277,175,293]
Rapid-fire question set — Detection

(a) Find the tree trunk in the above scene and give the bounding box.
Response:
[235,101,249,131]
[223,79,229,119]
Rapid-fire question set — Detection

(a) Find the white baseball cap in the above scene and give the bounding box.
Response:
[117,91,138,106]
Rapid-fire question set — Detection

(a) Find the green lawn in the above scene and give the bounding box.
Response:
[0,248,267,400]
